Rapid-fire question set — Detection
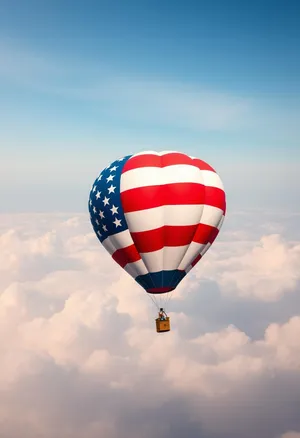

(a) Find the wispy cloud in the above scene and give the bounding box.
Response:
[0,39,255,132]
[0,39,64,85]
[85,80,253,131]
[0,39,299,153]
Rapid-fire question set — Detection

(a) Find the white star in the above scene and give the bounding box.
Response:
[96,219,100,225]
[97,174,102,181]
[118,157,125,161]
[96,191,101,199]
[92,185,96,192]
[103,196,110,206]
[108,184,116,194]
[97,230,102,236]
[102,224,108,232]
[99,210,105,219]
[110,205,119,215]
[106,174,115,183]
[110,166,118,172]
[89,200,92,206]
[93,206,97,213]
[113,218,122,228]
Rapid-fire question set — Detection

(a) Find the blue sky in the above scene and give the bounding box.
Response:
[0,0,299,212]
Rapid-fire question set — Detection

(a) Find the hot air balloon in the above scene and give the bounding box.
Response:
[88,150,226,333]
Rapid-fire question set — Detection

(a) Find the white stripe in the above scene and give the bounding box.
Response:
[125,204,204,233]
[158,150,181,156]
[185,265,193,274]
[185,243,212,273]
[163,245,190,271]
[139,245,190,273]
[178,242,207,270]
[184,215,225,273]
[101,230,134,255]
[132,150,180,157]
[179,215,225,271]
[101,237,116,255]
[139,247,163,273]
[201,170,224,190]
[217,215,225,230]
[120,164,202,192]
[200,205,224,228]
[132,150,158,157]
[125,204,222,233]
[124,259,148,278]
[200,242,212,258]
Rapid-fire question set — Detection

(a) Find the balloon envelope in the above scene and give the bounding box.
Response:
[88,151,226,294]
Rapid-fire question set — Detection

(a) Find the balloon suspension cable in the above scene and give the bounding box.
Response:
[147,290,174,316]
[164,289,174,310]
[147,292,160,311]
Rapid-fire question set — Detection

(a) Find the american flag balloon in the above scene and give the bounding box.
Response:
[88,151,226,294]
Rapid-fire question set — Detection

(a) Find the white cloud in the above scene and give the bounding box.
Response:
[0,212,300,438]
[195,234,300,301]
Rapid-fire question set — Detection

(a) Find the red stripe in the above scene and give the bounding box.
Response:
[122,152,202,173]
[131,225,198,253]
[121,183,225,213]
[192,223,222,245]
[112,244,141,268]
[192,158,216,172]
[111,222,224,268]
[121,183,206,213]
[208,226,220,244]
[191,253,202,267]
[193,223,216,244]
[204,186,226,211]
[123,154,162,172]
[190,220,224,269]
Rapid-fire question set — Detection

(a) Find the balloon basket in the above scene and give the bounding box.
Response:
[155,317,170,333]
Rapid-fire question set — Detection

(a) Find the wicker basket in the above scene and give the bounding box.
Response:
[155,317,170,333]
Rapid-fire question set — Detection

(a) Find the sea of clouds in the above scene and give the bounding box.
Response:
[0,210,300,438]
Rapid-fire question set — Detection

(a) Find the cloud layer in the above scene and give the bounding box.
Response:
[0,211,299,438]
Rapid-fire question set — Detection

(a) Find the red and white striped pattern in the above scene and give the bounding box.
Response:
[101,150,226,281]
